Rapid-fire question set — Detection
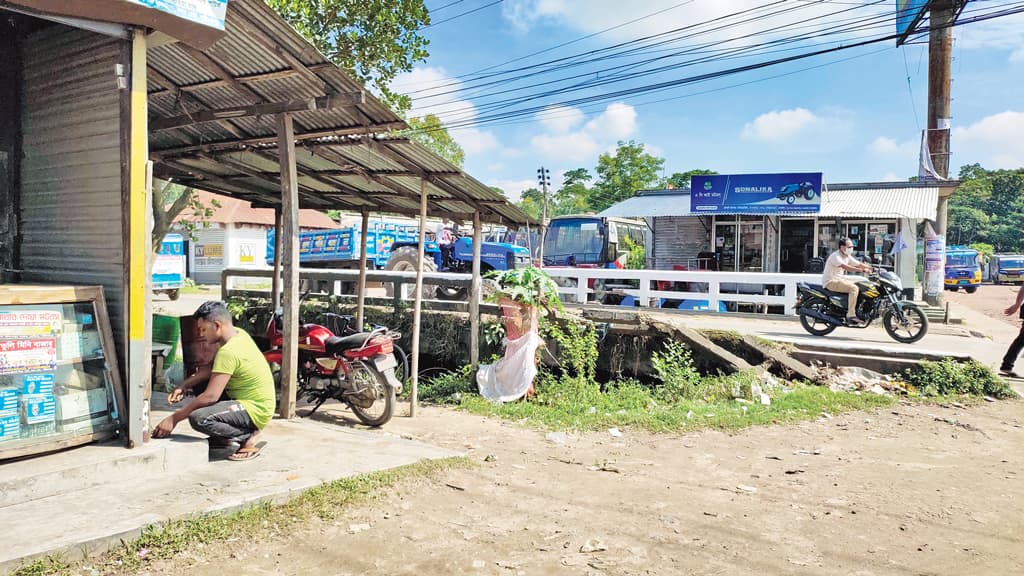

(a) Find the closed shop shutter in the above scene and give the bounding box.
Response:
[19,27,126,353]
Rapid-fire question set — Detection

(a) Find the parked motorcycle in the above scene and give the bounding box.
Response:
[263,301,402,426]
[795,267,928,343]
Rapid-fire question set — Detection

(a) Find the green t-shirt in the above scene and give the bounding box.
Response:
[212,328,276,429]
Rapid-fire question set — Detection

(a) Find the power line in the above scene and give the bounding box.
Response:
[429,0,467,12]
[423,0,503,28]
[410,1,1024,134]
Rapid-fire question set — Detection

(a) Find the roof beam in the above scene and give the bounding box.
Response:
[148,65,249,140]
[179,43,265,104]
[150,121,408,157]
[159,159,281,205]
[150,93,365,132]
[148,64,335,97]
[230,13,326,92]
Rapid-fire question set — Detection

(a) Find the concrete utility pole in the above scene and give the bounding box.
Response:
[537,167,551,264]
[923,0,955,306]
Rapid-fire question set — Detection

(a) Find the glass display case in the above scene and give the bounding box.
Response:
[0,285,124,460]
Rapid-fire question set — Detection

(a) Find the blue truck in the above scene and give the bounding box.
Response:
[267,223,531,300]
[152,233,185,300]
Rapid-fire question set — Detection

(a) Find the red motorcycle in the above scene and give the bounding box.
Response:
[263,304,402,426]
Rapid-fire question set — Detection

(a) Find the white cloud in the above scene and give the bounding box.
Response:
[538,105,585,134]
[881,172,902,182]
[955,13,1024,63]
[488,178,538,201]
[740,108,820,143]
[392,66,501,157]
[529,102,638,163]
[868,136,916,157]
[953,111,1024,169]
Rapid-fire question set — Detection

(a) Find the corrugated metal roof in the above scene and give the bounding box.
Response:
[601,184,943,220]
[147,0,530,225]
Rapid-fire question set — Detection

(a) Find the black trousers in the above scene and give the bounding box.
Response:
[188,401,257,444]
[1002,323,1024,371]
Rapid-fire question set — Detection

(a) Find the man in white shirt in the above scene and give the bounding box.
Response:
[822,237,873,326]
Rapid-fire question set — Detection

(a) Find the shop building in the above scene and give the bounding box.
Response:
[602,181,958,298]
[0,0,528,460]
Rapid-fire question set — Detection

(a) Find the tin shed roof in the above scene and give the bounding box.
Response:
[146,0,530,225]
[601,181,953,220]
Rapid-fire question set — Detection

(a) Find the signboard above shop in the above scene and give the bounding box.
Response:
[690,173,824,215]
[126,0,228,30]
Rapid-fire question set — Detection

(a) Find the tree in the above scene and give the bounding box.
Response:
[515,187,544,220]
[151,181,220,275]
[588,141,664,211]
[948,164,1024,252]
[552,168,592,216]
[266,0,430,113]
[406,114,465,167]
[665,168,717,191]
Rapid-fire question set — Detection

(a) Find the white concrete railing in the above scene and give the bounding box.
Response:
[221,266,825,315]
[542,268,823,315]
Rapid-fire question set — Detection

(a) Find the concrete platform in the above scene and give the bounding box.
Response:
[0,393,459,572]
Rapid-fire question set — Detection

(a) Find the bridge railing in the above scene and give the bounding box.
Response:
[221,267,822,315]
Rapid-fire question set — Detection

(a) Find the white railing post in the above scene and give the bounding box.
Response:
[708,278,720,313]
[638,271,650,307]
[576,271,588,304]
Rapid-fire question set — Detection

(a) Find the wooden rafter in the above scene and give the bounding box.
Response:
[150,93,365,132]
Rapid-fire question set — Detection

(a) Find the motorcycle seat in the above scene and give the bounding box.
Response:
[325,332,375,355]
[800,283,850,299]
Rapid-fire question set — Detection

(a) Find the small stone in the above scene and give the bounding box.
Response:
[608,428,623,437]
[736,485,758,493]
[545,431,567,444]
[349,523,370,533]
[580,539,608,553]
[472,560,486,569]
[484,454,497,462]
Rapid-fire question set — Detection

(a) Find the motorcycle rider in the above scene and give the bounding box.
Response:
[152,301,275,461]
[822,237,873,326]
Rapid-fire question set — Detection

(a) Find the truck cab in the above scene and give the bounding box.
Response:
[992,254,1024,285]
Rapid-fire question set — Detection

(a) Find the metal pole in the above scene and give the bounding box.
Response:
[356,210,370,330]
[277,112,300,419]
[923,0,954,306]
[271,207,282,313]
[537,167,550,265]
[409,179,428,416]
[470,210,482,372]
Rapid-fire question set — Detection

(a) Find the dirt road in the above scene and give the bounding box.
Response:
[137,399,1024,576]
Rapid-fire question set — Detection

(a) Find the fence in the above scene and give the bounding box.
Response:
[221,267,822,316]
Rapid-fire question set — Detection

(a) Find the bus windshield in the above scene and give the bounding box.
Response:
[1000,257,1024,269]
[543,217,606,265]
[946,253,977,267]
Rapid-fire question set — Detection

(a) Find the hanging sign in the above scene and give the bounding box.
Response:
[126,0,229,30]
[691,173,823,215]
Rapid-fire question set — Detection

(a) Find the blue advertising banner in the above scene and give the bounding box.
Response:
[127,0,228,30]
[897,0,929,37]
[690,173,823,214]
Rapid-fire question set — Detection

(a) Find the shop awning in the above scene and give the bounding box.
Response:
[600,182,948,220]
[146,0,531,225]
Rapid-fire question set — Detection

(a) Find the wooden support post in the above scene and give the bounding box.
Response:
[356,210,370,330]
[277,113,300,419]
[409,179,428,417]
[470,210,482,372]
[272,207,282,312]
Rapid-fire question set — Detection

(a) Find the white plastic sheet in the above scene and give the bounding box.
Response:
[476,331,541,403]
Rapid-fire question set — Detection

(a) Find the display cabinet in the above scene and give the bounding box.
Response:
[0,285,124,460]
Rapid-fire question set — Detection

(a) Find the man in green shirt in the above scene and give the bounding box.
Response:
[152,301,275,461]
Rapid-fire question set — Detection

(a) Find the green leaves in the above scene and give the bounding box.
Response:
[404,114,465,167]
[265,0,430,114]
[485,266,564,312]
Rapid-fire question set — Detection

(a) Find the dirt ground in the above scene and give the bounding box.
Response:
[132,287,1024,575]
[133,398,1024,576]
[945,284,1023,326]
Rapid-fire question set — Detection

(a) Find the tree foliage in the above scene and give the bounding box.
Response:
[666,168,717,191]
[947,164,1024,251]
[406,114,465,167]
[266,0,430,113]
[589,141,665,211]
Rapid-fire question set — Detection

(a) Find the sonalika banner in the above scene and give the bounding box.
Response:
[690,173,824,215]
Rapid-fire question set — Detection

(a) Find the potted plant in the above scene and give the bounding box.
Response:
[485,266,563,339]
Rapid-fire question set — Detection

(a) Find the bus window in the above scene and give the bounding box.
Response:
[543,217,606,266]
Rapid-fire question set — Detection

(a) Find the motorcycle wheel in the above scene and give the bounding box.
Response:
[348,360,396,427]
[883,303,928,344]
[799,301,837,336]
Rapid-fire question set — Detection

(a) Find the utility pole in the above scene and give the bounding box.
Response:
[923,0,955,306]
[537,167,551,265]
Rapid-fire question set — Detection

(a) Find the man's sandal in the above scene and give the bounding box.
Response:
[228,441,266,462]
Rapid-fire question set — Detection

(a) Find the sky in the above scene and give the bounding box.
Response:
[390,0,1024,201]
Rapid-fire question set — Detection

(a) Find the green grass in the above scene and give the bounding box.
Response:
[457,385,895,433]
[8,457,471,576]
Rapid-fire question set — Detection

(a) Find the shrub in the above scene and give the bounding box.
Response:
[901,358,1014,398]
[420,364,476,404]
[651,340,706,402]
